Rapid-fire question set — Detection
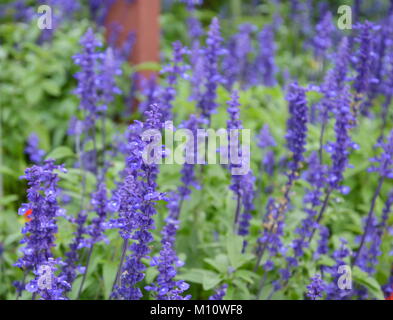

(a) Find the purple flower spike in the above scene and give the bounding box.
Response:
[25,133,45,164]
[292,152,327,257]
[72,28,102,133]
[226,91,255,238]
[368,129,393,178]
[319,37,350,127]
[145,215,191,300]
[88,183,108,245]
[285,83,309,176]
[256,24,277,86]
[14,160,67,297]
[209,284,228,300]
[61,211,88,289]
[353,21,377,97]
[258,124,276,149]
[26,257,70,300]
[160,41,190,121]
[98,47,122,111]
[328,86,357,192]
[306,274,326,300]
[112,104,165,300]
[312,12,334,60]
[198,17,226,120]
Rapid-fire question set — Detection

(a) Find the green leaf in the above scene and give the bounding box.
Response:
[235,270,258,284]
[204,254,229,274]
[353,266,384,300]
[103,261,118,299]
[45,146,74,160]
[145,267,159,284]
[181,268,221,290]
[226,235,254,269]
[181,269,205,284]
[202,271,222,290]
[317,255,336,267]
[25,86,43,105]
[42,80,61,96]
[0,195,18,206]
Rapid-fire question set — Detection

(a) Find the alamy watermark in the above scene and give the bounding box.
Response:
[37,264,53,290]
[337,265,352,290]
[337,5,352,30]
[37,5,52,30]
[141,121,251,176]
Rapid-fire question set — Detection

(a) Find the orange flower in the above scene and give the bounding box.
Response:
[23,209,33,222]
[386,292,393,300]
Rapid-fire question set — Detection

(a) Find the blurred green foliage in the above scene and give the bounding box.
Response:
[0,0,392,300]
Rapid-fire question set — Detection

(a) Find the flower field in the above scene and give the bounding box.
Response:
[1,0,393,301]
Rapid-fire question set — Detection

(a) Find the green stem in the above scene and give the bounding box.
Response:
[77,245,94,299]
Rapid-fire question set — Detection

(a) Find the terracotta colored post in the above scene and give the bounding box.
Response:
[105,0,160,79]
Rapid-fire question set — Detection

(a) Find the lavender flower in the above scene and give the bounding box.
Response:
[176,114,204,212]
[187,15,204,41]
[312,12,334,60]
[226,91,255,237]
[72,28,102,133]
[367,28,387,102]
[354,132,393,268]
[306,274,326,300]
[88,183,108,245]
[98,48,122,112]
[285,83,309,176]
[257,125,276,180]
[198,17,226,120]
[325,239,352,299]
[353,21,376,98]
[189,40,205,102]
[320,37,350,122]
[209,284,228,300]
[25,133,45,164]
[139,75,159,114]
[292,152,327,257]
[356,215,382,274]
[221,40,237,90]
[14,160,67,294]
[60,211,88,289]
[257,124,276,149]
[290,0,312,37]
[25,257,70,300]
[263,200,285,257]
[223,24,256,89]
[318,37,350,155]
[113,104,165,300]
[145,214,190,300]
[160,41,190,121]
[368,129,393,178]
[327,86,357,193]
[256,24,277,86]
[383,275,393,299]
[255,198,285,272]
[263,150,275,178]
[316,225,330,257]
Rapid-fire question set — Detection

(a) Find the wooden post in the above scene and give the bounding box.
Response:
[105,0,160,79]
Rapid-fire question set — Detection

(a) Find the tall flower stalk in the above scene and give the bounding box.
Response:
[353,130,393,266]
[318,37,350,162]
[255,83,309,271]
[226,91,255,241]
[14,160,69,299]
[198,17,226,121]
[160,41,190,121]
[111,104,165,300]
